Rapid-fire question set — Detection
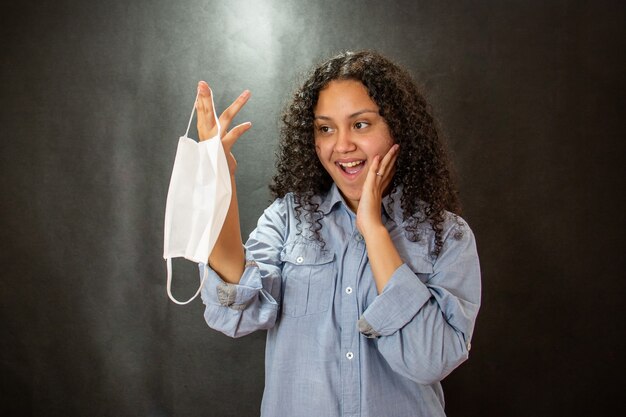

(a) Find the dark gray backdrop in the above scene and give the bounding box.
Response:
[1,0,624,416]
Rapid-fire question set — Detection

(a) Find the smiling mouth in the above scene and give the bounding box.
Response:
[337,160,365,175]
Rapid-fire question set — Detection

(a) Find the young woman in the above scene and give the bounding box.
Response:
[195,51,481,417]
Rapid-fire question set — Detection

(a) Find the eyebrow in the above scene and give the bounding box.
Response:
[314,109,379,120]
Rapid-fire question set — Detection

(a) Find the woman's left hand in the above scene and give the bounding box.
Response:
[356,144,400,237]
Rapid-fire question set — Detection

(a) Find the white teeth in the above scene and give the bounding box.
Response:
[338,160,364,168]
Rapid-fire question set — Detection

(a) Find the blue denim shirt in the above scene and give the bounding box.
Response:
[201,184,481,417]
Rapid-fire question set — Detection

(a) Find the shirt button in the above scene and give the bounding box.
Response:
[346,352,354,360]
[345,287,353,294]
[355,234,363,241]
[296,256,304,264]
[467,342,472,351]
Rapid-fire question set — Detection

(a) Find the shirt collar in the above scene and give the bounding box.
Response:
[317,183,345,215]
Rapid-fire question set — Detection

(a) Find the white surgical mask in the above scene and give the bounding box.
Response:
[163,90,232,304]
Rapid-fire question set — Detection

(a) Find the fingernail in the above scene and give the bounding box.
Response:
[197,82,209,94]
[241,90,250,98]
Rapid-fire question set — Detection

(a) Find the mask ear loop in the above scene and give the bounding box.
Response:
[166,258,209,305]
[184,91,198,138]
[166,87,222,305]
[184,88,221,140]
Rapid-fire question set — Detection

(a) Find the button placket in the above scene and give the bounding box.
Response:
[338,224,365,416]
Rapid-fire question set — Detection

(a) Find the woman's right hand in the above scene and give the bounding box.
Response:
[196,81,252,175]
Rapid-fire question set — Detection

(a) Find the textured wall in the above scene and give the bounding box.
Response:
[1,0,624,416]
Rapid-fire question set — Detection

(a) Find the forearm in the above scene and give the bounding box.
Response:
[201,267,280,338]
[363,224,403,293]
[209,175,245,283]
[359,220,481,383]
[375,297,471,384]
[358,265,474,384]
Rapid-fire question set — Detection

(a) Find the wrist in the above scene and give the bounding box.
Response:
[361,223,388,242]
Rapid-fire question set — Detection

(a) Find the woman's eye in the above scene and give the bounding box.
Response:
[354,121,369,129]
[317,125,332,133]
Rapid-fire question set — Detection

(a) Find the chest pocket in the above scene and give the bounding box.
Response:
[397,242,434,284]
[280,241,335,317]
[406,255,434,284]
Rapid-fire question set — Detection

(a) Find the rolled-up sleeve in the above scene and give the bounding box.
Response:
[358,263,432,335]
[359,217,481,385]
[201,198,288,338]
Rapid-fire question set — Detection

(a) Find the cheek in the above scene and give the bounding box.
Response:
[314,142,330,160]
[314,144,322,160]
[368,126,395,154]
[383,129,395,147]
[380,137,394,151]
[368,135,394,156]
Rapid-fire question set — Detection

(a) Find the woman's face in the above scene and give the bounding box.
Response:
[313,79,395,211]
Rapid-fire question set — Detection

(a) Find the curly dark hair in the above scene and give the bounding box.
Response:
[270,50,461,257]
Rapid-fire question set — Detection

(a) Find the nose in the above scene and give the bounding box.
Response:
[334,129,356,153]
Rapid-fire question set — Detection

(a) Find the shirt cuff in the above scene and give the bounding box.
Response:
[200,262,263,310]
[357,316,381,338]
[359,263,432,337]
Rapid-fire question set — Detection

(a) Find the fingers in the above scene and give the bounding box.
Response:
[362,144,399,200]
[218,90,251,133]
[375,144,400,179]
[196,82,252,142]
[222,121,253,151]
[196,81,218,141]
[363,154,381,191]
